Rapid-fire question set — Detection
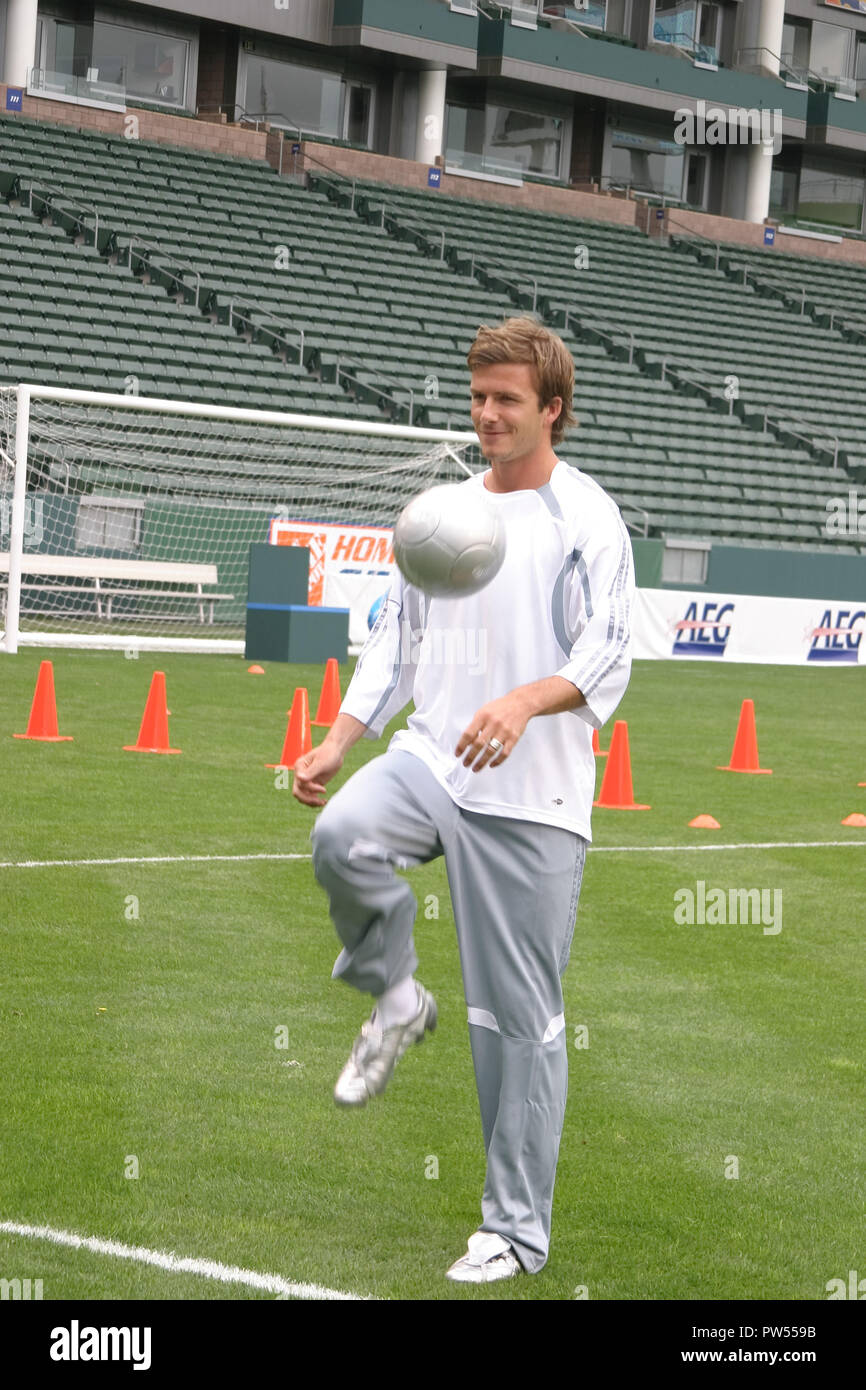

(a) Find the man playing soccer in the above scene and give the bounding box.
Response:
[293,317,634,1283]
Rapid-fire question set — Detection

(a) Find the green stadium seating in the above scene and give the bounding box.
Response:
[1,112,863,551]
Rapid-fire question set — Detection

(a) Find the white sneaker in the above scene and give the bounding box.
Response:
[334,982,437,1107]
[445,1231,522,1283]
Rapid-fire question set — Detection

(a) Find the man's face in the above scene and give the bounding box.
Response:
[470,362,560,464]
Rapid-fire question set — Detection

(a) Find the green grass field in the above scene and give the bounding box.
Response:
[1,649,864,1301]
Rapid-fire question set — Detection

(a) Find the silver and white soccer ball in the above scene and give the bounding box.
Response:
[393,483,506,597]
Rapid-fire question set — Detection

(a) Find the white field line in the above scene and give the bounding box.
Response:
[1,842,865,870]
[0,853,313,868]
[0,1220,370,1301]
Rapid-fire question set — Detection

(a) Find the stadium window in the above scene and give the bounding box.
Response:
[652,0,698,49]
[685,152,707,207]
[855,36,866,99]
[661,540,709,586]
[797,160,865,233]
[446,99,566,179]
[781,20,810,78]
[651,0,722,64]
[35,16,92,80]
[810,21,852,89]
[769,166,798,221]
[33,15,191,109]
[695,2,720,67]
[75,501,142,555]
[33,14,95,99]
[608,125,685,200]
[504,0,542,26]
[445,101,486,172]
[486,104,564,178]
[242,57,347,139]
[542,3,609,30]
[90,23,190,109]
[344,83,373,145]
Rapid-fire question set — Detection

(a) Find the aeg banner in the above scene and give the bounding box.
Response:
[634,589,866,665]
[268,519,394,647]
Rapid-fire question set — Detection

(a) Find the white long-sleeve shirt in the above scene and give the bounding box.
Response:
[340,459,634,840]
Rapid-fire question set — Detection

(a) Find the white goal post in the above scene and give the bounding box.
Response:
[0,385,479,656]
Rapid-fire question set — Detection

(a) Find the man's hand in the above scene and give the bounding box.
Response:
[291,742,345,807]
[456,676,586,772]
[455,691,533,772]
[291,713,369,808]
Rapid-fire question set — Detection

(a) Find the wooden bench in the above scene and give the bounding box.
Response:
[0,555,234,624]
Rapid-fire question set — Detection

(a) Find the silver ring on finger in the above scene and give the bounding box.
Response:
[487,737,504,753]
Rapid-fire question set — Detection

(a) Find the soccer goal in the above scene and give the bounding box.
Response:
[0,385,479,656]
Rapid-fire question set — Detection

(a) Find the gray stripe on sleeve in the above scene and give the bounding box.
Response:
[550,546,594,658]
[569,523,632,697]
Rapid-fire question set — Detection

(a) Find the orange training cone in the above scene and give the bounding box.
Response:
[312,657,342,727]
[717,698,771,774]
[14,660,73,742]
[267,687,312,769]
[592,727,607,757]
[123,671,181,754]
[689,814,721,829]
[842,813,866,827]
[593,720,650,810]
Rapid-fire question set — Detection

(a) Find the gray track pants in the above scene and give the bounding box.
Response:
[309,748,587,1274]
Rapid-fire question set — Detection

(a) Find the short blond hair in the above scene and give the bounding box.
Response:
[466,317,577,447]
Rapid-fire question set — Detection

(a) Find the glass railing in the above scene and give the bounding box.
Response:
[444,148,522,179]
[494,0,541,24]
[444,146,566,182]
[27,68,125,109]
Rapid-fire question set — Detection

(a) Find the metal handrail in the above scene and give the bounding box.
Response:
[599,176,687,209]
[335,358,414,426]
[734,46,843,93]
[270,167,417,411]
[665,215,728,271]
[119,234,202,307]
[658,346,841,465]
[14,176,99,248]
[540,11,591,39]
[458,251,538,311]
[563,309,635,366]
[195,104,317,137]
[760,407,840,470]
[225,301,305,366]
[658,353,734,410]
[196,106,344,175]
[669,221,866,341]
[622,505,650,538]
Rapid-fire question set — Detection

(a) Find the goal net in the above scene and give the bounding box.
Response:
[0,386,480,655]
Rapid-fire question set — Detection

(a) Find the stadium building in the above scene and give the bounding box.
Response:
[1,0,864,660]
[5,1,866,226]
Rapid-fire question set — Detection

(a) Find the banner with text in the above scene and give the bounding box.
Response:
[269,519,395,647]
[634,589,865,666]
[266,524,865,666]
